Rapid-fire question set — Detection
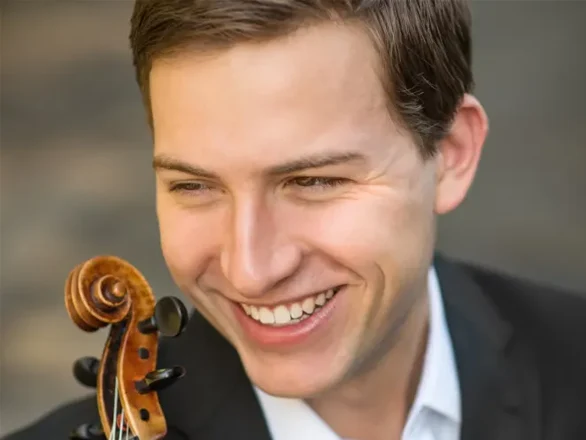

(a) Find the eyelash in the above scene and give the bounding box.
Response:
[168,177,348,195]
[169,182,212,194]
[284,176,348,190]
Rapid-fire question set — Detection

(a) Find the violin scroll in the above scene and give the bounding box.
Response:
[65,256,188,440]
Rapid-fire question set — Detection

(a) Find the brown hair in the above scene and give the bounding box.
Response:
[130,0,473,158]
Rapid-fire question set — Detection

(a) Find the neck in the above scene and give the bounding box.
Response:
[306,291,430,440]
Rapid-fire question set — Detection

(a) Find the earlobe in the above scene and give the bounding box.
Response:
[434,94,489,214]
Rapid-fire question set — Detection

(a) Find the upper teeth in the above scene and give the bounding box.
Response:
[241,288,338,326]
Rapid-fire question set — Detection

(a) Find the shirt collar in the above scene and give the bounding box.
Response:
[405,265,461,425]
[253,266,461,439]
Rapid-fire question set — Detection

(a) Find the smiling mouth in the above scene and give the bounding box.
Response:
[239,286,343,327]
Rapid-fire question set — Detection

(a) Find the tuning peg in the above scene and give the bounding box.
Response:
[138,296,188,337]
[69,423,106,440]
[135,366,185,394]
[73,356,100,388]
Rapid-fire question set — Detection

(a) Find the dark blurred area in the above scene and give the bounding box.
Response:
[1,0,584,435]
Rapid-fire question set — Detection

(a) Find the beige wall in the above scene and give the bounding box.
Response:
[1,1,585,435]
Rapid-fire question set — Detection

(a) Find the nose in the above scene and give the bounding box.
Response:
[220,200,301,298]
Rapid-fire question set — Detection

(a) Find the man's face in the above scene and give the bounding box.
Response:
[150,23,440,398]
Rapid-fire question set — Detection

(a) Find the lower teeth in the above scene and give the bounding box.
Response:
[269,312,310,327]
[286,314,310,325]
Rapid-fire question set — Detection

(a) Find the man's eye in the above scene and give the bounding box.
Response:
[287,177,348,190]
[169,182,212,193]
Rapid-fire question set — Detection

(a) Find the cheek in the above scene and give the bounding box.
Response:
[157,198,223,288]
[293,188,435,273]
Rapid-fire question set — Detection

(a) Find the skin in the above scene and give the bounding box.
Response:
[150,22,488,440]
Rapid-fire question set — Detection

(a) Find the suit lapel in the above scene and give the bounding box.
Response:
[434,255,541,440]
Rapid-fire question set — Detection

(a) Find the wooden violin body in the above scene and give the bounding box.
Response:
[65,256,188,440]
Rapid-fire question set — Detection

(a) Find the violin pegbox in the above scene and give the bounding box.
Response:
[65,256,188,440]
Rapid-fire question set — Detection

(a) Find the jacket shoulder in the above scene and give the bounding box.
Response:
[1,396,98,440]
[460,261,586,435]
[463,262,586,348]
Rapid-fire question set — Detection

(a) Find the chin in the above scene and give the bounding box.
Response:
[237,345,350,399]
[251,368,339,399]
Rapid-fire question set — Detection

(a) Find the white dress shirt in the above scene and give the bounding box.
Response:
[253,266,461,440]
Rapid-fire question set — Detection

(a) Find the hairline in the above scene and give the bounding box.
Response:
[139,18,428,158]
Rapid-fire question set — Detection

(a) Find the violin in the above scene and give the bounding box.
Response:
[64,256,189,440]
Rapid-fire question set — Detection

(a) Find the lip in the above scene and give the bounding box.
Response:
[231,285,345,349]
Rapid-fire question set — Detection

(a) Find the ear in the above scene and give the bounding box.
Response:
[435,94,489,214]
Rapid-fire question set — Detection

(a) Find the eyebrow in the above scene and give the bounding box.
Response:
[152,151,366,178]
[266,151,366,176]
[152,156,220,179]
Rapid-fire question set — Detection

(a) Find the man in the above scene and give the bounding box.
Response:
[5,0,585,439]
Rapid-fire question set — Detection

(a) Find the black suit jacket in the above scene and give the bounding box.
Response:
[4,255,586,439]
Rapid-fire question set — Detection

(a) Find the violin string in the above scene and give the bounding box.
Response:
[110,376,137,440]
[110,377,119,440]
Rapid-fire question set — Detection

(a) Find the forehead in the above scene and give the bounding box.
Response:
[149,22,393,167]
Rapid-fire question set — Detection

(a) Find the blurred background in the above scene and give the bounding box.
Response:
[1,0,585,435]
